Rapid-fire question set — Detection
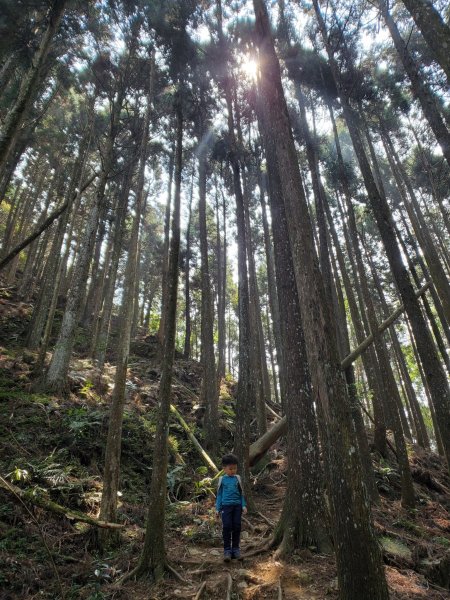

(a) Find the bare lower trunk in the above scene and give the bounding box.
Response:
[197,109,219,452]
[158,154,174,347]
[257,92,331,552]
[135,94,183,581]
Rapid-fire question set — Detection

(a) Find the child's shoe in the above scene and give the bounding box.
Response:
[223,550,232,562]
[232,548,241,560]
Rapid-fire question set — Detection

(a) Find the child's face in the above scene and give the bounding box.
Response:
[223,464,238,476]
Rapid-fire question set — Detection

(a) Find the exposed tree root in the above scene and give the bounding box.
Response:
[278,578,283,599]
[244,536,277,558]
[117,560,186,586]
[242,515,256,531]
[256,510,275,527]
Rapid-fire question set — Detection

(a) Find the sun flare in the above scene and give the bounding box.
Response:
[241,57,258,80]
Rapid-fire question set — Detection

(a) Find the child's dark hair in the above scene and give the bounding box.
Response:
[222,453,238,466]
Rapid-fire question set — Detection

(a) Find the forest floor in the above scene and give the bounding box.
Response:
[0,286,450,600]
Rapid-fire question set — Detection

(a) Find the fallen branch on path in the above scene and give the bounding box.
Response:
[225,572,233,600]
[193,581,207,600]
[165,562,187,583]
[0,475,124,529]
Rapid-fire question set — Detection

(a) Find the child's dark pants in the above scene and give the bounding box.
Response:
[221,504,242,551]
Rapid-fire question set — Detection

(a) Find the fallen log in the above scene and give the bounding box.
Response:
[249,282,431,466]
[249,417,287,466]
[0,476,124,529]
[170,404,219,474]
[341,281,431,369]
[0,171,99,271]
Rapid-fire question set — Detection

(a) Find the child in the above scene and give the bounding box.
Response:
[215,453,247,562]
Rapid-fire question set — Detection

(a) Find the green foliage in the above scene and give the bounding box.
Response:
[393,518,424,537]
[65,407,103,438]
[7,467,30,482]
[380,536,412,560]
[167,465,187,499]
[193,475,214,498]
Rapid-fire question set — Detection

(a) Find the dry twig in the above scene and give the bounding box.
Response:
[225,572,233,600]
[193,581,207,600]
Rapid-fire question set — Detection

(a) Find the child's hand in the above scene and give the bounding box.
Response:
[242,507,248,515]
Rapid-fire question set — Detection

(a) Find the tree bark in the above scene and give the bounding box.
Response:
[183,171,193,359]
[401,0,450,84]
[256,85,331,554]
[135,93,183,581]
[98,57,155,547]
[197,104,219,453]
[157,152,174,346]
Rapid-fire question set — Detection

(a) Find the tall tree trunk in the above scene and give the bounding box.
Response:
[409,122,450,237]
[242,173,268,436]
[256,84,332,554]
[341,181,415,508]
[98,58,154,547]
[327,103,388,457]
[43,76,126,391]
[134,93,183,581]
[323,203,380,503]
[158,152,174,346]
[255,3,389,597]
[368,257,430,449]
[258,175,283,395]
[216,0,254,499]
[394,211,450,372]
[379,125,450,320]
[92,168,133,369]
[215,184,227,382]
[406,320,445,455]
[302,91,380,503]
[183,171,193,359]
[43,175,107,392]
[197,104,219,453]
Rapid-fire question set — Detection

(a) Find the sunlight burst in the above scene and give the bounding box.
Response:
[241,57,258,81]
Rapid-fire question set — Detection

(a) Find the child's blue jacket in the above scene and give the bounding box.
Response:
[215,475,246,511]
